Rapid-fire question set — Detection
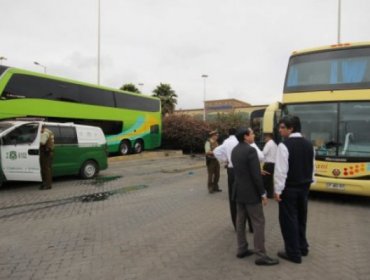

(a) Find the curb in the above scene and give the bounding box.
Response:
[108,150,185,163]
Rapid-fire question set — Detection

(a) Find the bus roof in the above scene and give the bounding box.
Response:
[1,66,159,102]
[291,41,370,56]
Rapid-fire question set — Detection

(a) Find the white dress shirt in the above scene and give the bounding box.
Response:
[274,133,315,195]
[250,142,265,163]
[262,139,278,163]
[213,135,238,168]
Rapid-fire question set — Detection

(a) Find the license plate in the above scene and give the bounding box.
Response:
[326,183,345,190]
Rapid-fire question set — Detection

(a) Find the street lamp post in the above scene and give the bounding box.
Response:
[0,56,7,65]
[337,0,341,44]
[138,83,144,93]
[201,74,208,121]
[34,61,47,74]
[97,0,101,85]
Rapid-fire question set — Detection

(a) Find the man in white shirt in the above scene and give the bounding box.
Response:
[214,128,255,233]
[213,128,238,229]
[262,133,278,198]
[274,115,315,264]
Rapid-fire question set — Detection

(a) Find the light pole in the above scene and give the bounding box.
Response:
[34,61,47,74]
[0,56,7,65]
[201,74,208,121]
[337,0,341,44]
[97,0,101,85]
[138,83,144,93]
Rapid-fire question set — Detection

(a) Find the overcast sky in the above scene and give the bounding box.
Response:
[1,0,370,109]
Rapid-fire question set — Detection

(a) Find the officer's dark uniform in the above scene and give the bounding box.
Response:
[40,127,54,190]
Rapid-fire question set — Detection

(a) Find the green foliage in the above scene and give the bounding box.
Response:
[152,83,178,115]
[162,112,253,153]
[120,83,141,94]
[207,112,248,141]
[162,114,210,153]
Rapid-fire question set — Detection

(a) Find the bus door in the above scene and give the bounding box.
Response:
[0,123,41,181]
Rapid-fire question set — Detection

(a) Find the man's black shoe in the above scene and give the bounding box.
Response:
[255,256,279,266]
[277,251,301,264]
[301,251,309,257]
[236,249,254,259]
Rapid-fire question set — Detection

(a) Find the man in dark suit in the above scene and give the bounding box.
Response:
[231,128,279,266]
[274,115,314,264]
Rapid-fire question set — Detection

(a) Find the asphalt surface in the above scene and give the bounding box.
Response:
[0,153,369,280]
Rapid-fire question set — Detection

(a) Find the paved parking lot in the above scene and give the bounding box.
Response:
[0,154,369,280]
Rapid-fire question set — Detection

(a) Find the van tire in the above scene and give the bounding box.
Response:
[80,160,99,179]
[119,140,131,155]
[134,140,144,154]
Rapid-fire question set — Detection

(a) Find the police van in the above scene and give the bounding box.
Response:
[0,121,108,186]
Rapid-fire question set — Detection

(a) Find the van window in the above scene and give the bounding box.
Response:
[45,125,77,144]
[59,127,77,144]
[2,123,39,145]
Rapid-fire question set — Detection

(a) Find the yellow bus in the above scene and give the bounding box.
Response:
[264,42,370,196]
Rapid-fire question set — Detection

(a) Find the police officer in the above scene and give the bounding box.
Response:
[39,125,54,190]
[204,130,221,193]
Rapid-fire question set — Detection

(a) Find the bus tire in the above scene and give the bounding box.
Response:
[134,139,144,154]
[119,140,131,155]
[80,160,99,179]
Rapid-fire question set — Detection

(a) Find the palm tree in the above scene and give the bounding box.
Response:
[152,83,178,115]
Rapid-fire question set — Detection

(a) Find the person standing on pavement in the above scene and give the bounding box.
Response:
[231,128,279,266]
[262,133,278,198]
[39,125,55,190]
[213,128,253,233]
[274,115,315,264]
[204,130,221,193]
[213,128,238,228]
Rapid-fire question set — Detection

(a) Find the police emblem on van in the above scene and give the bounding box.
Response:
[9,151,17,160]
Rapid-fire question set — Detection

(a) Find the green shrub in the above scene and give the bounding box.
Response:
[162,114,211,153]
[162,112,249,153]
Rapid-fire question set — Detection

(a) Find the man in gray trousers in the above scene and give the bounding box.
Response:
[231,128,279,266]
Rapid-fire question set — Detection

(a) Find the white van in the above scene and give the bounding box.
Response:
[0,121,108,186]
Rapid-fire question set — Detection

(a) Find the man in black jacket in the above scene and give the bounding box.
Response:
[274,115,314,264]
[231,128,278,266]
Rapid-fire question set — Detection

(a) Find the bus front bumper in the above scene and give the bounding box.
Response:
[311,176,370,197]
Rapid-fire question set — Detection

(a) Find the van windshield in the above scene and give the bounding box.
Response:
[0,122,13,133]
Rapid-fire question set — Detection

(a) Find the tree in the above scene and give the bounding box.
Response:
[120,83,141,94]
[152,83,178,115]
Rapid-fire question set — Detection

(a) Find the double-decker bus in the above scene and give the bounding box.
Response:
[263,42,370,197]
[0,66,161,155]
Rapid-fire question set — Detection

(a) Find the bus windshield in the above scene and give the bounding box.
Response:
[283,102,370,159]
[284,47,370,92]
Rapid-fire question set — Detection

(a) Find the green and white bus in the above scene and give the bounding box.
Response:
[0,66,162,155]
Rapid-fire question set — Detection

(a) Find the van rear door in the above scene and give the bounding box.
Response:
[0,123,42,181]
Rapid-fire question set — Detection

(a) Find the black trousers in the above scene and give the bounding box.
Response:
[227,168,253,232]
[262,162,274,198]
[279,185,310,260]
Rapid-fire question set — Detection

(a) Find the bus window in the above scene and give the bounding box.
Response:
[114,92,160,112]
[3,74,80,103]
[339,102,370,157]
[79,87,115,107]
